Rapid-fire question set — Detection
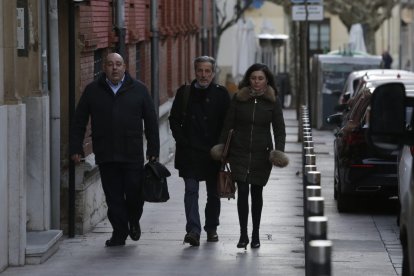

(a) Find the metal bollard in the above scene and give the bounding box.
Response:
[307,216,328,241]
[303,141,314,148]
[306,185,321,198]
[303,135,312,142]
[303,132,312,138]
[308,240,332,276]
[306,171,321,186]
[307,196,324,217]
[305,154,316,166]
[303,127,312,134]
[304,165,317,174]
[303,147,314,155]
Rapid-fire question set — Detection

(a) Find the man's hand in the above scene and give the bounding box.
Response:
[147,156,157,162]
[71,154,83,164]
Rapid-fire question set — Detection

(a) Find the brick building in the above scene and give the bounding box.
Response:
[0,0,216,270]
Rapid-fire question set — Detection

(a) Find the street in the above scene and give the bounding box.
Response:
[2,109,402,276]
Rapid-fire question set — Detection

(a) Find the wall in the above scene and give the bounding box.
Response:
[7,104,26,266]
[57,0,210,234]
[0,106,7,271]
[25,96,50,231]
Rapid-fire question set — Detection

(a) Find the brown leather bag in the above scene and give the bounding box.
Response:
[217,129,236,199]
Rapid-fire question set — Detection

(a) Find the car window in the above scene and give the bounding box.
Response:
[349,88,371,123]
[352,78,361,93]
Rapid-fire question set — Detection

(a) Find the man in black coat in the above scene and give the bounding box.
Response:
[169,56,231,246]
[70,52,160,247]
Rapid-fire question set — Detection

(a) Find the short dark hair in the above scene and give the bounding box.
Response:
[238,63,277,95]
[193,56,216,71]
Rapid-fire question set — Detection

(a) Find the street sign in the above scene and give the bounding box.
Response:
[291,0,323,3]
[292,5,324,21]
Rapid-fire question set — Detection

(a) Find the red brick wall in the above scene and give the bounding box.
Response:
[77,0,213,103]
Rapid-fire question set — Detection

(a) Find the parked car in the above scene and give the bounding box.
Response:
[338,69,414,107]
[368,82,414,276]
[327,74,414,213]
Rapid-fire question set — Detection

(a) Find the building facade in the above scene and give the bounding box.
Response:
[0,0,216,271]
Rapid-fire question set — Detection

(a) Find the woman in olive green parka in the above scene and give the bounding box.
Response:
[211,63,288,249]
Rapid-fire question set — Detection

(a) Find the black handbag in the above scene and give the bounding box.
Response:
[142,161,171,202]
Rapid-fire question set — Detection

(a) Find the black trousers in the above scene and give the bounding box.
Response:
[237,182,263,235]
[99,162,144,241]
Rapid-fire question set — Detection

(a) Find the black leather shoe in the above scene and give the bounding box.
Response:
[206,231,219,242]
[184,232,200,246]
[237,236,249,250]
[251,233,260,249]
[250,240,260,249]
[129,222,141,241]
[105,237,126,247]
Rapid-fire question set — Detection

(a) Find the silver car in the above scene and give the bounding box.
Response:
[368,82,414,276]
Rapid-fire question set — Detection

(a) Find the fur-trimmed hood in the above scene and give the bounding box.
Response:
[235,86,277,103]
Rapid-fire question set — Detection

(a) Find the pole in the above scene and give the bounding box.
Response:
[49,0,61,230]
[150,0,160,117]
[68,0,76,238]
[115,0,126,58]
[201,0,208,55]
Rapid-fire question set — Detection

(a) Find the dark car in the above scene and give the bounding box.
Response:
[368,82,414,276]
[327,76,414,212]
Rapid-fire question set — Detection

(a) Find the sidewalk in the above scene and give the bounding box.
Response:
[3,109,306,276]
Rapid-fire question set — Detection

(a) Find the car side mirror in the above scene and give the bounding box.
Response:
[326,113,342,127]
[368,82,406,150]
[343,92,350,102]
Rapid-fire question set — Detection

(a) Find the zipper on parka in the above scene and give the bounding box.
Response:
[247,98,257,174]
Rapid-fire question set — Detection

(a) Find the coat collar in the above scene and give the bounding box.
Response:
[236,86,276,103]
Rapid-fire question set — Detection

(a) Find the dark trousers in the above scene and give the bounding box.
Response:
[184,176,220,235]
[99,162,144,241]
[237,182,263,236]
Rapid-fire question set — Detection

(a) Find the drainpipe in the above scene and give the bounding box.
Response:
[49,0,61,230]
[68,0,77,238]
[40,0,48,95]
[212,0,217,58]
[115,0,126,58]
[151,0,159,117]
[201,0,208,55]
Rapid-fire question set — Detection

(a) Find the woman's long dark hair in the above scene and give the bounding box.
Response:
[238,63,277,95]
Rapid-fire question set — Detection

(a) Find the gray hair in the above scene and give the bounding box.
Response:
[193,56,216,71]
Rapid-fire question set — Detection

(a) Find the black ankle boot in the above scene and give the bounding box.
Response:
[237,234,249,249]
[251,231,260,249]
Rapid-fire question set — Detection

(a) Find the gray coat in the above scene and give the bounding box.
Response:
[218,86,286,186]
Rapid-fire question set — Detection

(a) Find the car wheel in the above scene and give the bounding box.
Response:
[334,158,338,200]
[401,229,410,276]
[337,191,350,212]
[337,177,351,212]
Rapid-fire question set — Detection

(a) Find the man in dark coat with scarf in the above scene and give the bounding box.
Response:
[70,52,160,247]
[169,56,230,246]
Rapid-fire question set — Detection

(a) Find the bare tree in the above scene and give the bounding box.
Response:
[323,0,399,53]
[215,0,253,57]
[266,0,398,53]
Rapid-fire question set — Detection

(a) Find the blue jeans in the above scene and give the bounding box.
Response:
[184,177,220,235]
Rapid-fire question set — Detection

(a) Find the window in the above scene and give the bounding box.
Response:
[309,19,330,57]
